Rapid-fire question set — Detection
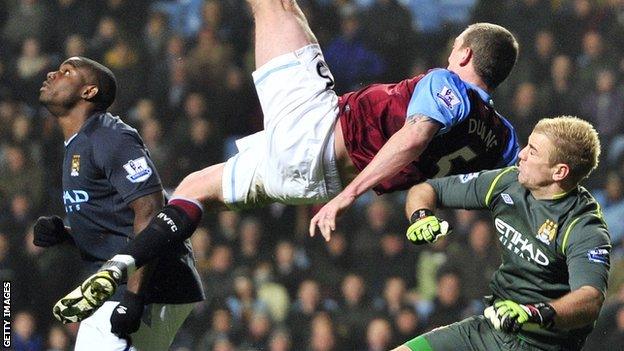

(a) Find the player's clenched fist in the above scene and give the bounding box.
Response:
[484,299,556,333]
[406,209,450,245]
[33,215,71,247]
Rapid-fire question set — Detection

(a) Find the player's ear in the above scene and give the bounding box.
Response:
[552,163,570,182]
[82,85,99,101]
[459,46,472,67]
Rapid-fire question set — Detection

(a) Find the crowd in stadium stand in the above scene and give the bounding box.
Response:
[1,0,624,350]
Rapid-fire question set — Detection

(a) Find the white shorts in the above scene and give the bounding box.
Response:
[74,301,196,351]
[222,44,342,209]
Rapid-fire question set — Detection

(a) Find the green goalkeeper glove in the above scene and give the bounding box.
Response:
[406,209,450,245]
[484,299,556,333]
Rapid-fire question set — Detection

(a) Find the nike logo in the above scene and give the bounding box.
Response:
[116,306,127,314]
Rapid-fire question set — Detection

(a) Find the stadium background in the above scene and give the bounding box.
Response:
[1,0,624,350]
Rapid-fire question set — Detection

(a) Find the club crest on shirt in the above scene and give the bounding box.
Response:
[436,86,461,110]
[536,219,557,245]
[123,156,152,183]
[71,154,80,177]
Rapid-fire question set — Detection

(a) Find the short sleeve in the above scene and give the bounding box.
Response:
[93,130,162,204]
[426,167,516,210]
[564,216,611,295]
[406,69,471,134]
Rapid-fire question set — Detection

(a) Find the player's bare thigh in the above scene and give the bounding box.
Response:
[172,163,228,210]
[246,0,317,68]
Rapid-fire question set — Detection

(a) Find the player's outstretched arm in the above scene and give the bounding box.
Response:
[309,116,440,240]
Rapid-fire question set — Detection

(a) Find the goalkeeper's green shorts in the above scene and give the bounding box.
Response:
[404,316,549,351]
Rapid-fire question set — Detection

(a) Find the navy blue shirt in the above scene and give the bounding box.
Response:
[62,112,204,304]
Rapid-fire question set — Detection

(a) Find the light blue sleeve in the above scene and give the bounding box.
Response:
[406,69,471,134]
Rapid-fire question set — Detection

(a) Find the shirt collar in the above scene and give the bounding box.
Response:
[465,81,493,106]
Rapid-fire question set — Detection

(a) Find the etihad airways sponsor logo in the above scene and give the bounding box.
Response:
[495,218,550,266]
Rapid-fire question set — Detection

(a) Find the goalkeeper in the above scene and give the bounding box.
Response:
[394,116,611,351]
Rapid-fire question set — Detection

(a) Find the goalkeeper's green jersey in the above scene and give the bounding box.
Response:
[426,167,611,350]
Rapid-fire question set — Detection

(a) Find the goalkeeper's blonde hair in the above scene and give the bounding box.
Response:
[533,116,601,185]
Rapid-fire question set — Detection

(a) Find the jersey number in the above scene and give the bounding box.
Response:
[434,146,477,178]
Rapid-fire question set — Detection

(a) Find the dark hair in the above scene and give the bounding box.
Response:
[65,57,117,110]
[461,23,519,89]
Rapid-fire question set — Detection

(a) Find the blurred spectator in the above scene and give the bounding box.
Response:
[2,0,49,49]
[218,65,261,137]
[515,29,556,86]
[447,219,500,302]
[275,240,309,299]
[309,231,350,289]
[216,210,240,244]
[585,284,624,349]
[365,317,394,351]
[540,54,580,118]
[45,324,72,351]
[15,37,51,104]
[324,5,385,94]
[253,261,290,323]
[13,310,44,351]
[151,0,204,39]
[415,236,451,301]
[392,306,424,347]
[202,244,235,305]
[268,328,292,351]
[103,39,144,112]
[361,0,415,82]
[185,26,233,92]
[174,117,223,182]
[0,232,41,313]
[351,197,400,276]
[307,312,340,351]
[576,30,617,93]
[226,274,269,328]
[143,10,171,65]
[200,0,251,61]
[286,280,333,349]
[425,268,468,330]
[335,273,374,348]
[503,0,552,45]
[197,307,236,351]
[507,81,542,142]
[89,16,121,61]
[372,233,416,289]
[581,68,624,145]
[235,217,266,270]
[0,144,44,206]
[240,311,273,350]
[594,172,624,248]
[190,226,212,274]
[64,34,88,58]
[374,276,410,318]
[51,0,98,48]
[554,0,601,56]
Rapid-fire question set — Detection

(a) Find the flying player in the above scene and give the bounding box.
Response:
[54,0,520,323]
[37,57,204,350]
[396,117,610,350]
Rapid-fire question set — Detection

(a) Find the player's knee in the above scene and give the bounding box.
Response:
[173,164,225,204]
